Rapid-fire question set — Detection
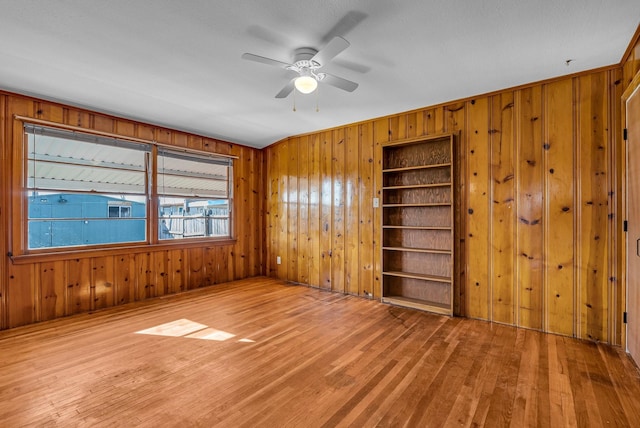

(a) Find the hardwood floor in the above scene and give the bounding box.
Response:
[0,277,638,427]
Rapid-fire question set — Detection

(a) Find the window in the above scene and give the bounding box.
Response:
[108,203,132,218]
[157,148,232,240]
[24,123,233,250]
[26,125,149,249]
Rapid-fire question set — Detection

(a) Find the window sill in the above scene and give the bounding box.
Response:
[9,238,237,264]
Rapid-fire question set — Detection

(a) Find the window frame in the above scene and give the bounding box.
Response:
[156,146,233,242]
[14,117,236,258]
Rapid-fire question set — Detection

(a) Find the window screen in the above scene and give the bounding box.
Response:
[157,148,232,240]
[26,125,150,249]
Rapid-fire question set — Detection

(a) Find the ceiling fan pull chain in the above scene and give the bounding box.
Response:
[293,88,297,112]
[316,85,320,112]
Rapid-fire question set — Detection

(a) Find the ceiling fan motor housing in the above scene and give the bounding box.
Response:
[291,47,321,69]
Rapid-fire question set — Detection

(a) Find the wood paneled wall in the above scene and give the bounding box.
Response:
[0,92,264,330]
[622,26,640,91]
[265,67,625,344]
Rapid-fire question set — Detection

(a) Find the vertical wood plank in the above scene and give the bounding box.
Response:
[425,108,436,135]
[277,140,289,280]
[517,86,545,330]
[320,131,333,289]
[444,103,466,315]
[222,246,232,284]
[388,116,402,141]
[92,115,114,133]
[155,128,172,146]
[64,108,91,129]
[66,258,92,315]
[172,133,188,148]
[187,248,204,289]
[345,125,360,295]
[115,120,135,139]
[135,123,154,141]
[544,79,576,336]
[466,99,491,320]
[92,256,114,310]
[39,261,66,321]
[288,138,299,282]
[187,135,203,151]
[114,254,134,305]
[359,122,375,296]
[0,94,6,329]
[332,128,346,293]
[252,150,263,276]
[35,102,64,123]
[308,134,321,287]
[203,247,214,286]
[577,72,609,341]
[7,264,36,328]
[234,146,249,280]
[266,146,278,277]
[407,111,420,138]
[151,251,168,297]
[298,136,310,284]
[491,92,516,324]
[9,96,34,258]
[167,249,185,294]
[610,69,624,345]
[134,253,152,300]
[372,119,388,298]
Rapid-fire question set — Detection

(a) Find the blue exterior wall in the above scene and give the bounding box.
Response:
[28,194,146,248]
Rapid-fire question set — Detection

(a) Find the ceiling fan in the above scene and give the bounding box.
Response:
[241,36,359,98]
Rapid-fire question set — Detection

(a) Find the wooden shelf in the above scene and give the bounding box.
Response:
[382,203,451,208]
[382,225,452,230]
[382,296,452,316]
[383,271,451,283]
[382,163,451,173]
[381,133,455,315]
[382,183,451,190]
[383,246,451,254]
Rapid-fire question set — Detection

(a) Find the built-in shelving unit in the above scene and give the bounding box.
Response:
[381,133,455,316]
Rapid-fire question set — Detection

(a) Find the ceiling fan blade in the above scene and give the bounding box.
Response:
[275,79,296,98]
[311,36,350,66]
[322,11,368,43]
[321,73,359,92]
[241,53,291,69]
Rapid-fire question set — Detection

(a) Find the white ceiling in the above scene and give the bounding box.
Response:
[0,1,638,148]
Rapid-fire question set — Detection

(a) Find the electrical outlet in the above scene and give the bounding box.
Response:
[373,197,379,208]
[276,256,281,265]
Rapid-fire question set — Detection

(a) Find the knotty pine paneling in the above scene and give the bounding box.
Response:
[1,91,264,329]
[319,131,333,290]
[516,86,544,330]
[308,133,321,287]
[297,136,310,285]
[466,98,490,320]
[344,125,360,295]
[490,92,516,325]
[622,27,640,90]
[544,79,575,337]
[265,67,624,343]
[358,122,375,296]
[611,68,624,346]
[0,94,6,330]
[576,73,609,341]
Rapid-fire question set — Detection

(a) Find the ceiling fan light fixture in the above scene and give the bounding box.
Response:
[294,75,318,94]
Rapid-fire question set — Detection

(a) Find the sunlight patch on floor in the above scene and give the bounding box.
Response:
[135,319,207,337]
[186,328,235,341]
[135,318,254,343]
